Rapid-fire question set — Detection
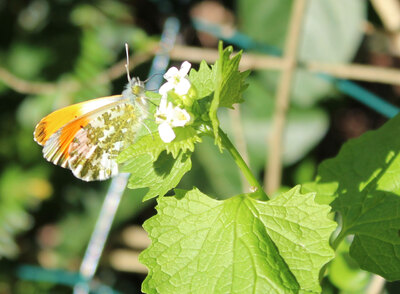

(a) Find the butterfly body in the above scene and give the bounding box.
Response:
[34,77,148,181]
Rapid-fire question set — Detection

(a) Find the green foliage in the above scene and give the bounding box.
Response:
[189,60,216,99]
[0,166,51,258]
[208,44,249,149]
[312,113,400,281]
[140,187,335,293]
[121,42,400,292]
[118,133,195,201]
[122,151,192,201]
[119,44,249,200]
[7,43,51,80]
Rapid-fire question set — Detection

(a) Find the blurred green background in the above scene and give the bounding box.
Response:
[0,0,399,293]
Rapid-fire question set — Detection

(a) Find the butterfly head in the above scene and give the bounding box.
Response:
[130,77,145,96]
[123,77,147,107]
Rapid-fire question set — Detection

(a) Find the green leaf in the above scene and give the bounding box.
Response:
[165,127,202,157]
[238,0,366,106]
[315,113,400,280]
[140,186,336,293]
[189,60,216,99]
[208,43,248,149]
[215,53,249,109]
[122,152,192,201]
[118,106,201,200]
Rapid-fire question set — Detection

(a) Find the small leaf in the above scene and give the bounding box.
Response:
[189,60,216,99]
[121,151,192,201]
[165,127,202,157]
[118,131,196,200]
[140,186,336,293]
[209,43,248,149]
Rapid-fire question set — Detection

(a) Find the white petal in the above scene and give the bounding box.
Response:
[175,78,191,95]
[166,101,174,113]
[155,95,168,123]
[163,67,179,81]
[179,61,191,77]
[159,82,174,95]
[159,94,168,110]
[158,122,176,143]
[171,107,190,127]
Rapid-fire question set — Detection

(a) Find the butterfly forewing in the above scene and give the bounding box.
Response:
[67,102,143,181]
[34,95,124,146]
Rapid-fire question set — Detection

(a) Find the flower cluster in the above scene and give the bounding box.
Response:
[155,61,193,143]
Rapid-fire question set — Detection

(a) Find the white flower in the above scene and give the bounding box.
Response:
[159,61,192,96]
[155,95,191,143]
[171,107,190,127]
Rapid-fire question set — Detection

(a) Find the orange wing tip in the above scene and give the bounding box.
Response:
[34,120,48,146]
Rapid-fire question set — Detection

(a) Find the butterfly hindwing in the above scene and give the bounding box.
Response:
[67,102,143,181]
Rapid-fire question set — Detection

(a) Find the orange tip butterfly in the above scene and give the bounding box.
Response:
[34,44,149,181]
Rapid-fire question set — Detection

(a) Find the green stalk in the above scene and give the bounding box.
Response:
[331,228,347,251]
[219,128,269,200]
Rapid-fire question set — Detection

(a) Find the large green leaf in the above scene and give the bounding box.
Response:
[140,186,335,293]
[315,114,400,280]
[238,0,366,106]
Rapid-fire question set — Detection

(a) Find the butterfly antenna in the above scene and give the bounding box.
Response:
[144,73,163,83]
[124,43,132,84]
[146,88,160,92]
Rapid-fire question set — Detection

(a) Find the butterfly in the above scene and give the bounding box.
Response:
[34,77,149,181]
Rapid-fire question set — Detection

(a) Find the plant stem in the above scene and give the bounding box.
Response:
[331,228,347,251]
[219,127,269,200]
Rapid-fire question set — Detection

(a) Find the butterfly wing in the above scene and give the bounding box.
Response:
[42,99,144,181]
[34,95,124,146]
